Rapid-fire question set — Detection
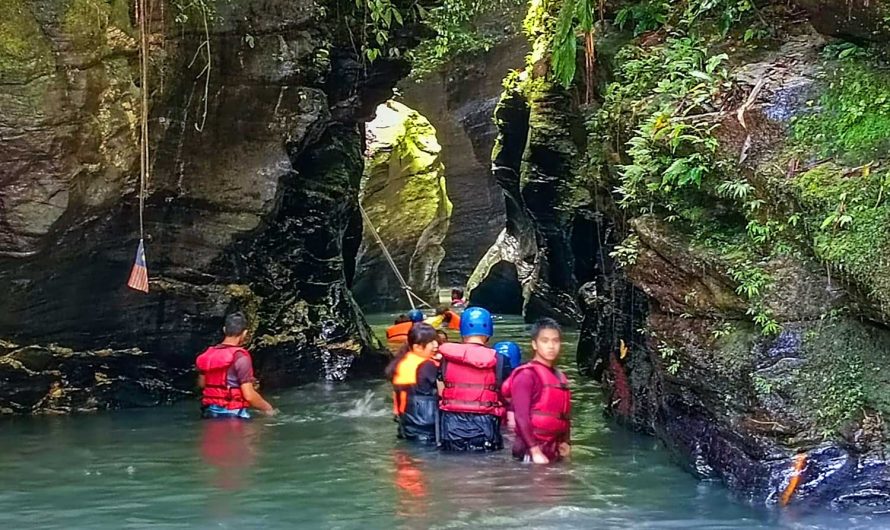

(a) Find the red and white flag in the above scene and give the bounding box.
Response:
[127,239,149,293]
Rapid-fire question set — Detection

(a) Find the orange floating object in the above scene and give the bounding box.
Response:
[780,453,808,506]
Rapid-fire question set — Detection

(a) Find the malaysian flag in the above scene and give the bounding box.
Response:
[127,239,149,293]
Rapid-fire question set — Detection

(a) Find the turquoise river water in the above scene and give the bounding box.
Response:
[0,315,886,529]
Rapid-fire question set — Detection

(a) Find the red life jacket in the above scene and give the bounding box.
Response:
[501,361,571,443]
[439,342,504,416]
[196,345,251,410]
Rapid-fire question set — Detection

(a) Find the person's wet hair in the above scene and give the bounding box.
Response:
[385,323,437,379]
[436,330,448,343]
[435,306,448,316]
[408,323,438,348]
[224,311,248,337]
[395,314,410,324]
[531,317,561,340]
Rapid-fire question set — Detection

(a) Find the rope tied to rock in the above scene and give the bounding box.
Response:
[358,204,433,310]
[138,0,149,241]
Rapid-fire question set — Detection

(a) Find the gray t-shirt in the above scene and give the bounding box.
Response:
[226,351,255,388]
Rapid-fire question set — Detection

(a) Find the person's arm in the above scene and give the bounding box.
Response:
[559,388,571,458]
[240,382,275,416]
[559,428,571,458]
[417,361,439,394]
[436,360,446,394]
[496,355,510,386]
[512,370,547,463]
[233,354,276,416]
[197,374,205,389]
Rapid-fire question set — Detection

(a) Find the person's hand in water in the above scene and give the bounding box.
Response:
[559,442,571,459]
[263,407,279,417]
[530,446,550,464]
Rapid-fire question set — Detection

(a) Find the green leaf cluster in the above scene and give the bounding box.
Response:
[550,0,595,88]
[409,0,524,79]
[606,37,730,217]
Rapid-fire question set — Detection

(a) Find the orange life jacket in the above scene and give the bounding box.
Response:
[501,361,571,443]
[446,311,461,331]
[196,345,251,410]
[438,342,503,416]
[386,321,413,343]
[392,351,438,415]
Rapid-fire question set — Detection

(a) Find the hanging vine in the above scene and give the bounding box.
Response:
[171,0,214,131]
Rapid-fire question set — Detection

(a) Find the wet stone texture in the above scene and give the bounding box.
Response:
[596,218,890,509]
[579,13,890,509]
[0,0,400,413]
[353,101,451,312]
[467,77,589,325]
[400,33,527,288]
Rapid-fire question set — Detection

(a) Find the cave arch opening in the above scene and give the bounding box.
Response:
[351,100,452,313]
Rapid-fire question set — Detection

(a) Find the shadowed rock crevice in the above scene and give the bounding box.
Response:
[467,73,588,324]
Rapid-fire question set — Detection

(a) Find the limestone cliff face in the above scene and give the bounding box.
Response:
[0,0,403,413]
[400,34,527,287]
[353,101,451,311]
[573,0,890,508]
[467,71,589,323]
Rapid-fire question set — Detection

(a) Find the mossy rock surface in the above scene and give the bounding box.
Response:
[575,0,890,507]
[353,101,452,311]
[0,0,54,83]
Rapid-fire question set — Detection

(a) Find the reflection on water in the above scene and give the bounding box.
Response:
[0,314,885,528]
[199,419,261,491]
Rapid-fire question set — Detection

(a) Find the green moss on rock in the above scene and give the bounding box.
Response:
[796,318,890,433]
[792,59,890,163]
[792,162,890,309]
[362,101,451,246]
[0,0,53,82]
[355,101,452,308]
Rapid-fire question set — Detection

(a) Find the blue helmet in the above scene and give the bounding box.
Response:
[494,341,522,369]
[408,309,425,323]
[459,306,493,338]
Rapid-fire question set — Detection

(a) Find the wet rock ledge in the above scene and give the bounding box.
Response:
[0,0,409,413]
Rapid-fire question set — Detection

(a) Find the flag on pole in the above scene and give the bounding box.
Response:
[127,239,149,293]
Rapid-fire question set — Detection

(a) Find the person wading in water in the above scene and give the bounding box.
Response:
[388,323,441,443]
[196,312,276,419]
[502,318,571,463]
[437,306,506,452]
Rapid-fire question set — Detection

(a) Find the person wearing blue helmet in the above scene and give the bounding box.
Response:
[494,341,522,430]
[494,341,523,374]
[407,309,425,323]
[436,306,506,452]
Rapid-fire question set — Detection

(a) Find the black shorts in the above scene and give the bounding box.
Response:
[438,411,503,452]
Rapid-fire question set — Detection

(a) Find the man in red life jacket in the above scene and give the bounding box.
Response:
[437,306,506,452]
[196,312,276,419]
[502,318,571,464]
